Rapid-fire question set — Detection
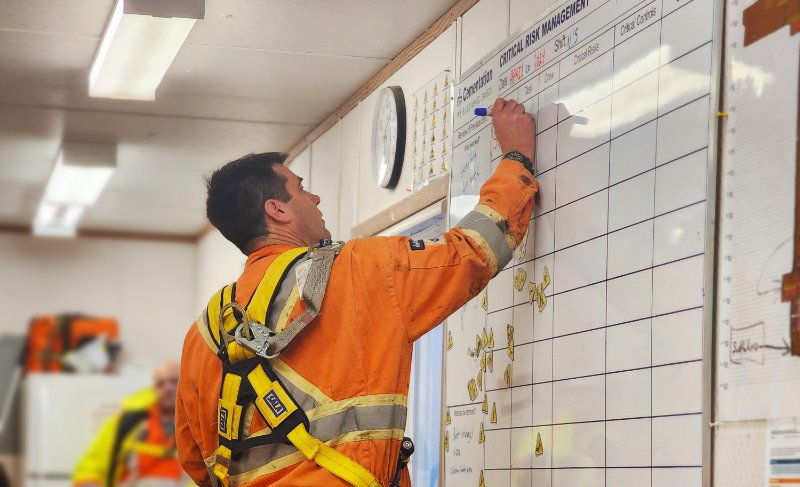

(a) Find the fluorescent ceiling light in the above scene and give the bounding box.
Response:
[33,143,116,238]
[89,0,204,100]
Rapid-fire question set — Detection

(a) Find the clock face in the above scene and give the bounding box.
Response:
[372,86,406,189]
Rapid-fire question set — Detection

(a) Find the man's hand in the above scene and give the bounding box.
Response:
[491,98,536,161]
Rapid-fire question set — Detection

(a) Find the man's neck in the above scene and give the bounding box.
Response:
[248,228,308,254]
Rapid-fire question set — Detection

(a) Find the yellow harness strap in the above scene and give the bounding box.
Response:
[129,442,177,458]
[203,247,382,487]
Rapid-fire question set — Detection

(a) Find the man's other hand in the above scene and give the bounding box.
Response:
[491,98,536,161]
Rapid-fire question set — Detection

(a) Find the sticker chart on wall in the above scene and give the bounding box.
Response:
[716,0,800,421]
[444,0,719,483]
[412,70,453,191]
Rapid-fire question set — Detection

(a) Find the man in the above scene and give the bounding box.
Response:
[176,98,538,486]
[74,362,186,487]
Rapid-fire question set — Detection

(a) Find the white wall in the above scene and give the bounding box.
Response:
[0,233,195,365]
[195,229,246,311]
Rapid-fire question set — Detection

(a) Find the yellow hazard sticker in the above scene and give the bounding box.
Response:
[535,432,544,457]
[514,267,527,291]
[542,265,551,290]
[467,379,478,401]
[537,285,548,312]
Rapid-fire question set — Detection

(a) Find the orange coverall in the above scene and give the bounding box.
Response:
[176,158,538,486]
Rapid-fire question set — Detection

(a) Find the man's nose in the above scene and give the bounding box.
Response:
[311,193,321,205]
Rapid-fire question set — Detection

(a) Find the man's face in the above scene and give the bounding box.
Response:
[273,165,331,245]
[154,363,179,413]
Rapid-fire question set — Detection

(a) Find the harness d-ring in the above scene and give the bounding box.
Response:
[218,301,250,346]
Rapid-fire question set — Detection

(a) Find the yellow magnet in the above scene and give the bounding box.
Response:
[467,379,478,401]
[514,268,526,291]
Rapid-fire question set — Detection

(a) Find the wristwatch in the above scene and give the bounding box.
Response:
[503,151,536,176]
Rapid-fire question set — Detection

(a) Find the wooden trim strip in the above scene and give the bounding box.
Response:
[283,0,480,164]
[351,175,449,237]
[0,223,195,244]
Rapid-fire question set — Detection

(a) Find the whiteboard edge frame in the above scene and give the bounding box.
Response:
[704,0,726,483]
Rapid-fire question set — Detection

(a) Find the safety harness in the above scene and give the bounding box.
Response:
[196,243,383,487]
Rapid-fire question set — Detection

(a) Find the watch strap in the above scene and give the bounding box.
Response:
[502,151,536,176]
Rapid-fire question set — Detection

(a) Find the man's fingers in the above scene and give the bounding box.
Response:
[492,98,507,113]
[513,103,526,114]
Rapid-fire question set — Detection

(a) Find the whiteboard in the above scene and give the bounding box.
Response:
[443,0,721,483]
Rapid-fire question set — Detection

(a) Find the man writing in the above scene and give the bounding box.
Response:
[176,98,538,487]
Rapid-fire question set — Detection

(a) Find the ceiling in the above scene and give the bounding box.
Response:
[0,0,457,237]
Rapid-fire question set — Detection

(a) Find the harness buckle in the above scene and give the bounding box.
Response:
[234,322,280,359]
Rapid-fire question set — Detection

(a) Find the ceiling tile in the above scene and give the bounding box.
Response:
[163,44,388,123]
[188,0,456,59]
[0,0,110,37]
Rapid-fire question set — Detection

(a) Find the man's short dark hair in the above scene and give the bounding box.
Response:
[206,152,291,253]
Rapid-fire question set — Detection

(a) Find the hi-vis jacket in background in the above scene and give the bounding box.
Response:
[73,388,185,487]
[176,158,538,487]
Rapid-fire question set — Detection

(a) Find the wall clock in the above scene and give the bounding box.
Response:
[372,85,406,189]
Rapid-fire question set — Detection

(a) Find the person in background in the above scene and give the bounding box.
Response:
[177,98,538,486]
[73,362,187,487]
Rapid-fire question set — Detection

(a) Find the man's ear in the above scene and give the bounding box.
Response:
[264,199,291,224]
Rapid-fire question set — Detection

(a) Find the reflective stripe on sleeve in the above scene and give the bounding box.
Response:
[456,207,515,275]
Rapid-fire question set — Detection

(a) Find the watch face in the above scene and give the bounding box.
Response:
[372,86,406,189]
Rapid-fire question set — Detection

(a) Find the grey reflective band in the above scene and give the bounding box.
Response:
[456,210,514,273]
[230,403,408,474]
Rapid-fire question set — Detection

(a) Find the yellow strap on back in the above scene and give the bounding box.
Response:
[218,374,244,441]
[197,247,307,356]
[246,247,308,325]
[212,445,232,487]
[286,424,382,487]
[248,365,382,487]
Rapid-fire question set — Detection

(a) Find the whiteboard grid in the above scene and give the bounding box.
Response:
[444,0,716,482]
